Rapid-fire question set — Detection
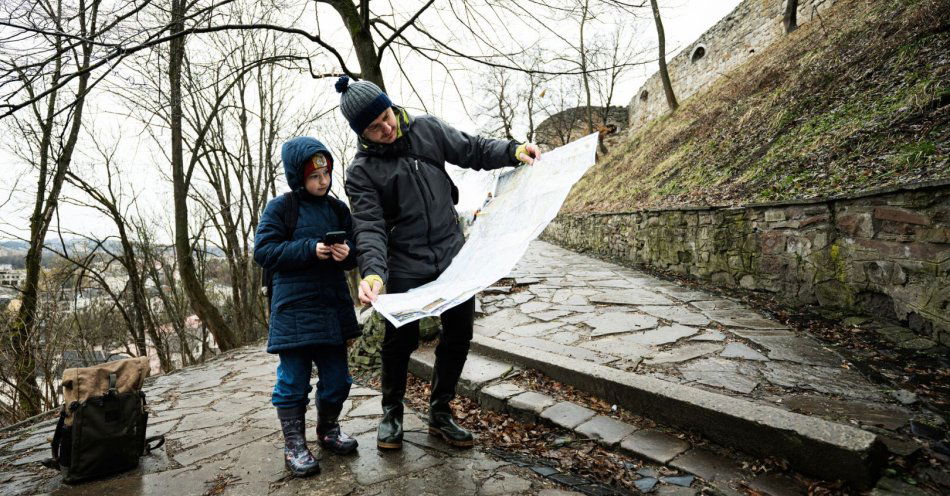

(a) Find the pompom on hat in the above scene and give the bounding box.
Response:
[335,75,393,136]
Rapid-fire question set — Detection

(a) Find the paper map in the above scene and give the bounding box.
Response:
[373,133,599,327]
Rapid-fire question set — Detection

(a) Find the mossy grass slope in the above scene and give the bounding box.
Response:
[563,0,949,213]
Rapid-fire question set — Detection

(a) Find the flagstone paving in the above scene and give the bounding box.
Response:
[476,241,912,430]
[0,347,607,496]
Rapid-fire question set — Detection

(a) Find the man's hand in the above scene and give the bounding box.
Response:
[358,275,384,305]
[330,242,350,262]
[315,242,331,260]
[516,143,542,165]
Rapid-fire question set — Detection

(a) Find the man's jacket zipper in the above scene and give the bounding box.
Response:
[411,159,441,273]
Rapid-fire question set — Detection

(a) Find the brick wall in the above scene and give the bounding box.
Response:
[543,181,950,345]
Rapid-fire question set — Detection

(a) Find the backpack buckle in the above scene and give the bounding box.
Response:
[107,373,118,396]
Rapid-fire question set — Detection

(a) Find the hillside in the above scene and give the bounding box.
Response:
[563,0,949,213]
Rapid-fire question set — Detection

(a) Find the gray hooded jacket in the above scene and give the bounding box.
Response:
[344,109,520,283]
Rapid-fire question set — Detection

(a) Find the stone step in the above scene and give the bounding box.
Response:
[408,348,745,494]
[407,347,520,397]
[467,334,887,489]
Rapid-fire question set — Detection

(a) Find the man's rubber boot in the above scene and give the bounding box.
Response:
[427,353,474,448]
[277,406,320,477]
[317,401,358,455]
[377,355,408,450]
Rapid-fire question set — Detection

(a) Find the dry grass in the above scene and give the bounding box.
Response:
[563,0,949,213]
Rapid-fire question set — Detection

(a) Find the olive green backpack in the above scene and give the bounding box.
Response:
[43,356,165,484]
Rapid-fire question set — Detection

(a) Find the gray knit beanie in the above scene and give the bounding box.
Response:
[335,76,393,135]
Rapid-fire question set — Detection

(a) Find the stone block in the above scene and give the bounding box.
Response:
[671,449,742,482]
[479,383,525,412]
[480,472,534,496]
[409,349,516,397]
[575,415,637,446]
[836,212,874,238]
[873,207,930,226]
[620,429,690,464]
[710,271,736,286]
[639,306,711,326]
[720,342,769,361]
[919,226,950,244]
[644,342,723,365]
[854,238,906,258]
[510,336,617,364]
[680,357,760,394]
[585,312,659,337]
[764,209,786,222]
[540,401,596,429]
[748,474,809,496]
[864,261,907,286]
[800,214,829,228]
[508,391,557,422]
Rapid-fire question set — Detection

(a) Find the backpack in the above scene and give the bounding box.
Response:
[43,356,164,484]
[259,190,348,307]
[261,191,300,305]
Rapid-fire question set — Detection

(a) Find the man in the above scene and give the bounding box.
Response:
[338,75,540,450]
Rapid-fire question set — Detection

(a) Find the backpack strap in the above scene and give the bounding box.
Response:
[282,191,299,235]
[42,407,68,469]
[145,436,166,454]
[264,191,300,307]
[327,196,348,231]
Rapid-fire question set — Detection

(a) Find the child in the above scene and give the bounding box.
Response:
[253,137,361,477]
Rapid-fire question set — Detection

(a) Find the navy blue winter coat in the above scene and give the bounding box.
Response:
[253,137,361,353]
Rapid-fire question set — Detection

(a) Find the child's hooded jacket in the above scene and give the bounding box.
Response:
[254,137,360,352]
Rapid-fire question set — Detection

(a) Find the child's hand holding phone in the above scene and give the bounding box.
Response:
[323,231,349,262]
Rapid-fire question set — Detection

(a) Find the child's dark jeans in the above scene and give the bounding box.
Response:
[272,345,352,410]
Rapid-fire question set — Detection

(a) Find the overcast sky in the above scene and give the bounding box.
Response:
[0,0,741,243]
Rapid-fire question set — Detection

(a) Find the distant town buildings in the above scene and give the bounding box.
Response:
[0,263,25,289]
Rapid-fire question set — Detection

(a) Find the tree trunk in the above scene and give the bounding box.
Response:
[650,0,678,111]
[168,0,239,352]
[116,221,172,372]
[784,0,799,34]
[579,0,595,136]
[10,248,43,416]
[325,0,386,90]
[7,1,95,416]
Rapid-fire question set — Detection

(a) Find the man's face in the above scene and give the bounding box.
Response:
[362,107,398,144]
[304,155,331,196]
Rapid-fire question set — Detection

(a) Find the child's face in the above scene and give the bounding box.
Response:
[305,167,331,196]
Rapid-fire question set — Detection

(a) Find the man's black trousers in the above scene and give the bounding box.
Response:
[380,276,475,410]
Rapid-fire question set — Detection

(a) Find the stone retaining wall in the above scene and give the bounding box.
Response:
[543,181,950,345]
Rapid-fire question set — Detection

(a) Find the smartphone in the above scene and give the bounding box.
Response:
[323,231,347,245]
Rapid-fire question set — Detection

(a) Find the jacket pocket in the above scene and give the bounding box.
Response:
[387,223,411,250]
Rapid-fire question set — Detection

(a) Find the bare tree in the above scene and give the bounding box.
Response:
[0,260,73,423]
[784,0,799,34]
[62,134,174,372]
[0,0,100,418]
[185,21,328,344]
[536,77,584,148]
[477,66,517,140]
[649,0,678,111]
[476,48,552,144]
[135,220,201,368]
